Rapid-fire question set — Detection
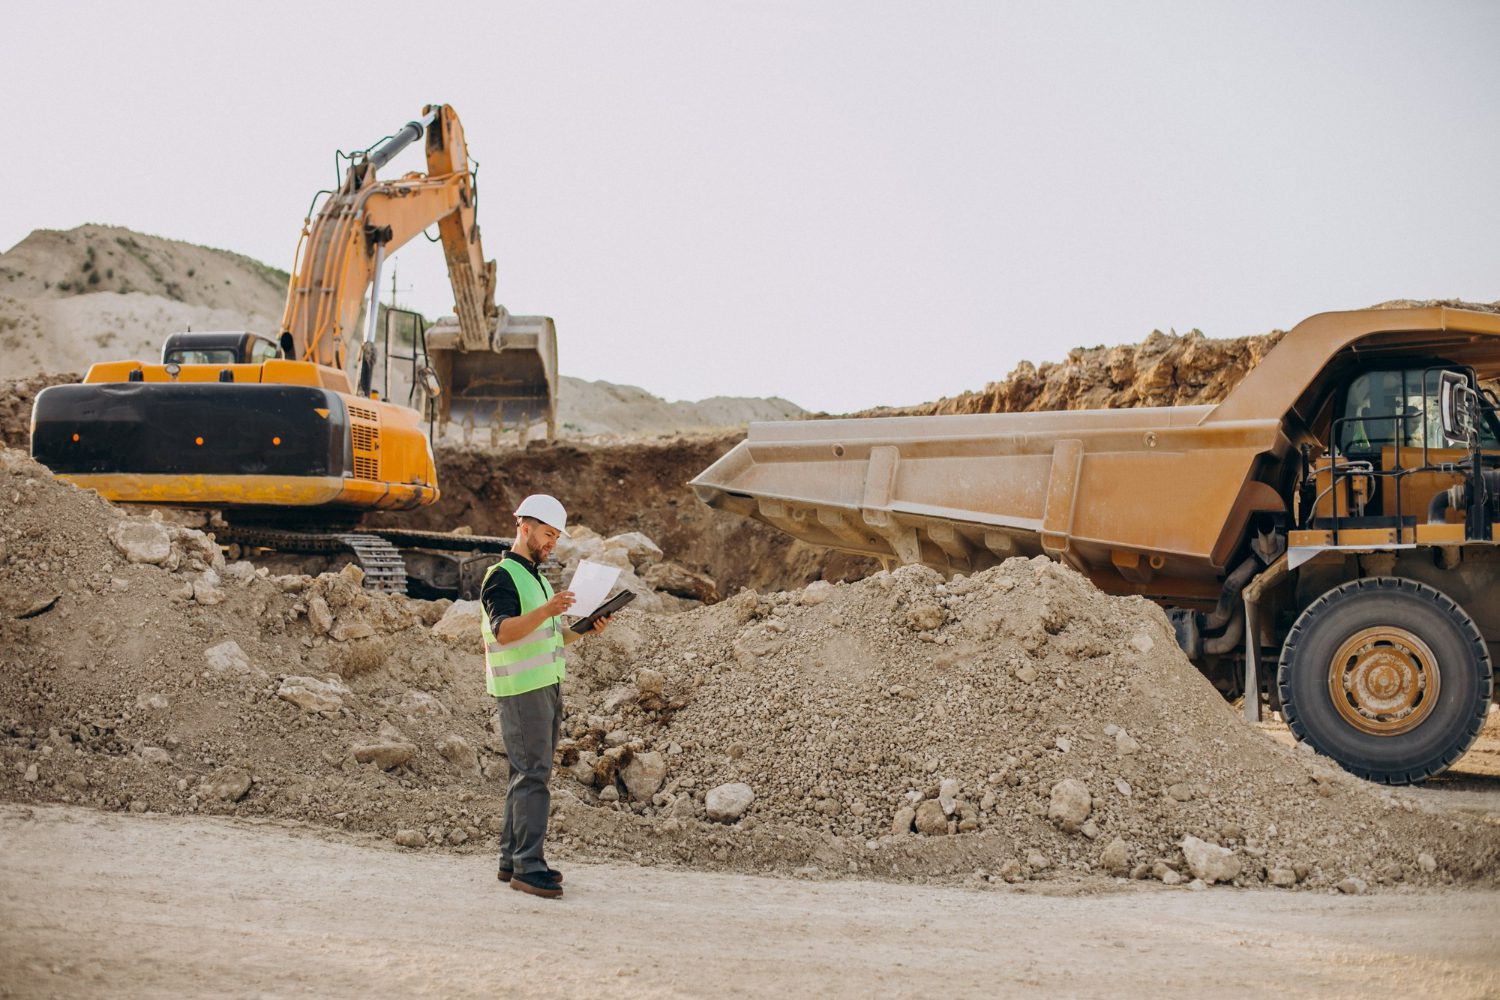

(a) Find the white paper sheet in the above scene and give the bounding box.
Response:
[564,559,621,618]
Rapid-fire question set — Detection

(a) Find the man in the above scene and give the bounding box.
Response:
[481,493,609,899]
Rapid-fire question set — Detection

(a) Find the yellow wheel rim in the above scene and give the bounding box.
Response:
[1328,626,1440,736]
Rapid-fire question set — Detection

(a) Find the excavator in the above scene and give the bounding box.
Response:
[30,104,556,597]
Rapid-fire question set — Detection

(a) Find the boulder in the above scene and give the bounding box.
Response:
[199,767,253,802]
[643,561,719,602]
[109,519,172,565]
[604,532,663,569]
[431,600,483,652]
[394,829,427,848]
[1099,837,1132,876]
[330,620,376,642]
[1047,778,1092,833]
[308,595,334,635]
[277,675,349,716]
[891,805,916,835]
[621,751,668,801]
[353,742,417,770]
[913,799,948,836]
[906,604,946,631]
[204,640,261,678]
[434,734,479,775]
[1180,835,1241,884]
[705,782,755,823]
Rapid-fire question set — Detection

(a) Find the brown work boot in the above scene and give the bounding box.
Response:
[498,865,563,884]
[509,870,563,899]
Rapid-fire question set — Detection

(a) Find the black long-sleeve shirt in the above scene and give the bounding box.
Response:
[480,551,547,635]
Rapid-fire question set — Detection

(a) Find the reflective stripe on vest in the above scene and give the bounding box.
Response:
[480,558,566,698]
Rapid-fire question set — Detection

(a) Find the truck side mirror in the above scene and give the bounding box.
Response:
[1438,370,1477,446]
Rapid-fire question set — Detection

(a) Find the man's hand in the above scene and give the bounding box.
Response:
[543,590,576,617]
[589,614,612,634]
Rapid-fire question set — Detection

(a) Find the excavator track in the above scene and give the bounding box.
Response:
[211,523,513,598]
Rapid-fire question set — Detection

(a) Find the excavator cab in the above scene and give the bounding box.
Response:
[161,331,282,367]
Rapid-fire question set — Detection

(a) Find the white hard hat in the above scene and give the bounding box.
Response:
[514,494,569,536]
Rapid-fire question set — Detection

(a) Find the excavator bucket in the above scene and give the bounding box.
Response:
[425,307,558,440]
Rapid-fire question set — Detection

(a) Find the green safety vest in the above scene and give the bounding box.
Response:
[480,559,566,698]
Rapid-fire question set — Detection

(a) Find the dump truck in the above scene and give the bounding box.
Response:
[692,305,1500,784]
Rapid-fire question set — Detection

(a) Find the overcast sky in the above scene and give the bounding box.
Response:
[3,1,1496,412]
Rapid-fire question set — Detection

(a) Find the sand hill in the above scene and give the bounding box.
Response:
[0,225,806,434]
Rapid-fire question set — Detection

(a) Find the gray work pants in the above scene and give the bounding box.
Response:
[496,683,563,875]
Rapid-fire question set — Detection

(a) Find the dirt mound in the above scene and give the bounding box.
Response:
[0,226,288,379]
[0,372,78,449]
[557,376,803,437]
[863,299,1500,419]
[370,437,876,596]
[4,447,1497,891]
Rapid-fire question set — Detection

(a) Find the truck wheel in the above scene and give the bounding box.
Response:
[1277,576,1492,784]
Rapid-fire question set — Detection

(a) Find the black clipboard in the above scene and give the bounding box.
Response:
[569,589,635,634]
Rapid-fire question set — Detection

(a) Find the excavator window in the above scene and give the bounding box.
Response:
[163,348,238,366]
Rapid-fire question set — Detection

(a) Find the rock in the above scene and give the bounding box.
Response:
[1187,878,1207,892]
[938,778,960,816]
[338,563,365,588]
[1337,877,1369,895]
[599,785,620,803]
[1152,862,1183,886]
[192,582,225,605]
[398,690,448,718]
[109,519,172,565]
[353,742,416,770]
[1129,633,1154,655]
[308,595,334,635]
[642,561,719,602]
[431,600,483,651]
[435,734,479,775]
[277,676,349,716]
[204,640,259,677]
[891,805,916,835]
[906,604,946,631]
[913,799,948,836]
[1115,730,1140,754]
[394,829,427,848]
[801,580,834,606]
[604,531,663,569]
[138,746,172,765]
[621,751,668,801]
[199,767,253,802]
[1054,736,1071,753]
[1100,837,1131,876]
[330,620,376,642]
[1417,853,1437,873]
[1016,664,1039,683]
[705,782,755,823]
[1113,777,1132,797]
[635,669,666,696]
[569,751,599,786]
[1047,778,1092,832]
[1268,867,1298,888]
[135,693,170,711]
[447,829,469,845]
[1180,835,1241,884]
[1025,850,1050,871]
[23,763,38,783]
[1166,782,1194,802]
[222,560,258,585]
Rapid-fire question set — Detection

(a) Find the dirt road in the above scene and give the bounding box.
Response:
[1,804,1497,999]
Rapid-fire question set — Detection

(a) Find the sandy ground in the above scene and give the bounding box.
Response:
[1,804,1497,1000]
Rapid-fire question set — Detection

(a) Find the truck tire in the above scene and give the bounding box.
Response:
[1277,576,1491,784]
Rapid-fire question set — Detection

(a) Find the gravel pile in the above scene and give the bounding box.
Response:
[3,446,1498,892]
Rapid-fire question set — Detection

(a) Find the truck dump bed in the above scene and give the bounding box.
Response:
[691,306,1500,604]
